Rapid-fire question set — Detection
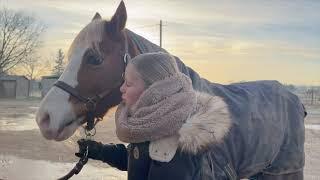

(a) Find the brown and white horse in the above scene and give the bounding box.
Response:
[36,1,163,141]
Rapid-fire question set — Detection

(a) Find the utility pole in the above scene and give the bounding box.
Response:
[311,87,314,105]
[160,20,162,48]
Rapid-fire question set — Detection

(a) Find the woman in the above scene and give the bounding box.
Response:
[76,52,305,180]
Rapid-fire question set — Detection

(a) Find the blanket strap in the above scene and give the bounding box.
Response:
[224,163,237,180]
[211,147,237,180]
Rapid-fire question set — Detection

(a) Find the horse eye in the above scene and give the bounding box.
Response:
[87,55,102,65]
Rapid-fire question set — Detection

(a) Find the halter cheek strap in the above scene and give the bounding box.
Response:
[122,33,131,78]
[123,32,131,66]
[123,53,130,67]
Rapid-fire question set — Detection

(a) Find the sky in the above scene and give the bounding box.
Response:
[1,0,319,85]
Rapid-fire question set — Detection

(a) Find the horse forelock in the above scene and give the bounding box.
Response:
[61,20,107,88]
[63,18,127,106]
[68,20,106,61]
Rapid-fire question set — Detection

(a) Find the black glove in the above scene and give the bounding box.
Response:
[75,139,128,171]
[75,139,105,161]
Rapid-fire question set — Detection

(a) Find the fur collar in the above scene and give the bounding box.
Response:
[149,92,232,162]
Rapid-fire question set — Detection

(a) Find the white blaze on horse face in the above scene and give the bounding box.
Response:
[36,87,77,140]
[36,20,105,141]
[36,45,85,141]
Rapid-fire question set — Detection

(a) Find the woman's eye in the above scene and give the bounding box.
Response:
[87,55,103,65]
[125,81,132,87]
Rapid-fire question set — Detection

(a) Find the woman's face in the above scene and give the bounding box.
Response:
[120,64,146,107]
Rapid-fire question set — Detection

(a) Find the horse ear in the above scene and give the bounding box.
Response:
[110,1,127,32]
[92,12,102,21]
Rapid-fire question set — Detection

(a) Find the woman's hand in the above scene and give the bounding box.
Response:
[75,139,128,171]
[75,139,104,160]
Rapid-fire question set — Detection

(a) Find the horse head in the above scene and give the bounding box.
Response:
[36,1,138,141]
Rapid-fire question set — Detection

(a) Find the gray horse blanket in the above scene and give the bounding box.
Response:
[176,57,305,177]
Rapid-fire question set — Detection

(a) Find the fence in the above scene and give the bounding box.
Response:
[293,87,320,106]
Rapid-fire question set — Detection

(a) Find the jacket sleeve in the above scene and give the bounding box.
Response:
[100,143,128,171]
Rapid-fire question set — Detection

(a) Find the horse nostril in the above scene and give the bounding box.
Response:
[40,112,51,129]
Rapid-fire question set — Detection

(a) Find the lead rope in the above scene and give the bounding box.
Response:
[57,127,95,180]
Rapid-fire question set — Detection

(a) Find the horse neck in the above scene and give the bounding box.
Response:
[125,29,212,94]
[125,29,167,55]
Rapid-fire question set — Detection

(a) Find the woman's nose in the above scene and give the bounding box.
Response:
[120,83,125,93]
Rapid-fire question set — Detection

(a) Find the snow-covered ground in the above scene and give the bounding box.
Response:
[0,154,126,180]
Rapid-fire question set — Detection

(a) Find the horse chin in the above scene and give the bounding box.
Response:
[54,120,81,141]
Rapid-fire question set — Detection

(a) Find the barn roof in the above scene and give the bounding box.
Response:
[0,75,29,81]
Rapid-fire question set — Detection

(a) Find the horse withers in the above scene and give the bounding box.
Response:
[36,1,306,179]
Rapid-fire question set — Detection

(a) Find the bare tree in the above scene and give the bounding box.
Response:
[0,8,45,75]
[52,49,65,76]
[21,53,49,80]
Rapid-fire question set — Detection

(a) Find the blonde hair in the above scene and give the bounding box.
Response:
[130,52,179,87]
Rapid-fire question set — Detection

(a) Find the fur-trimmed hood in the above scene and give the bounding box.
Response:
[149,91,232,162]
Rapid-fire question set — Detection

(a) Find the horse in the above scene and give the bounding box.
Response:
[36,1,306,179]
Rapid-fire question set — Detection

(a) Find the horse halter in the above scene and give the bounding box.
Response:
[54,38,130,132]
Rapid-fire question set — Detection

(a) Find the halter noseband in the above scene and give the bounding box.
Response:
[54,37,130,131]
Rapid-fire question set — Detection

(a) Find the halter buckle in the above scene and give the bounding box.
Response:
[85,98,96,111]
[84,127,96,138]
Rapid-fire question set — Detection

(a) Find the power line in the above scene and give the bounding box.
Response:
[131,24,158,29]
[131,20,168,48]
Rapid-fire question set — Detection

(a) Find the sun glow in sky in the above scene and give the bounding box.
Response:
[2,0,319,85]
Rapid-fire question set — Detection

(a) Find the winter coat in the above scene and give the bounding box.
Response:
[103,81,305,180]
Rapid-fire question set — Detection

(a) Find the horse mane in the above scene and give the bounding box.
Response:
[125,29,166,53]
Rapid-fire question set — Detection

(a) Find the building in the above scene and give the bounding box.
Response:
[29,80,42,97]
[40,75,59,98]
[0,75,29,98]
